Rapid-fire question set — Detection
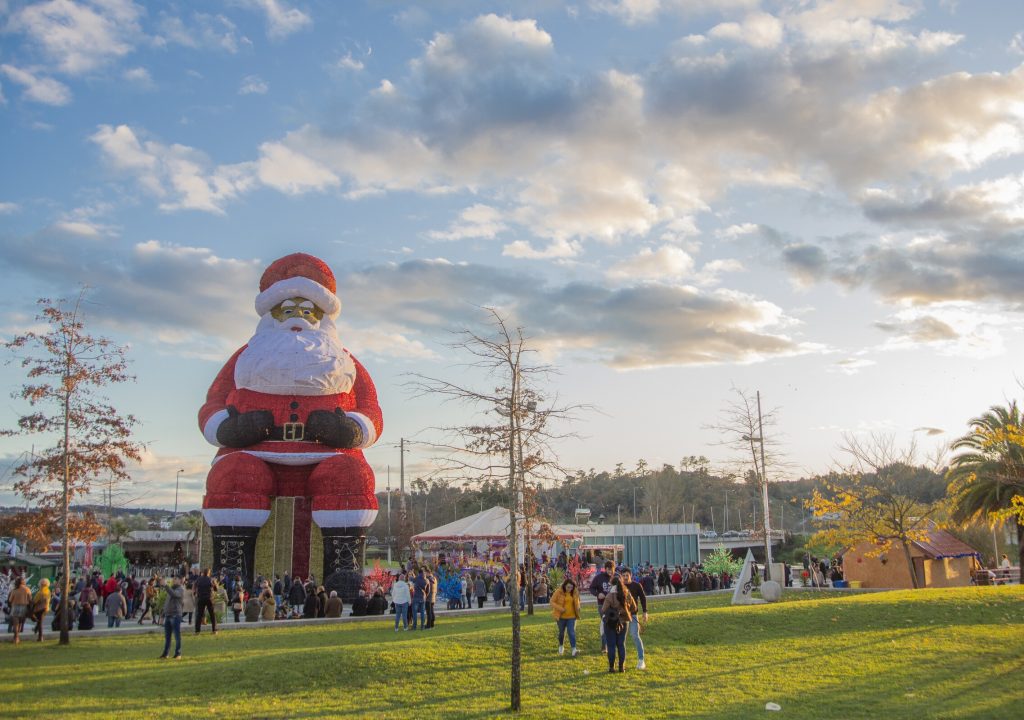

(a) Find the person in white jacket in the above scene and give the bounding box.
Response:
[391,574,411,631]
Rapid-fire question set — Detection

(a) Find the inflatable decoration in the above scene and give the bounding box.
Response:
[96,543,129,578]
[199,253,382,601]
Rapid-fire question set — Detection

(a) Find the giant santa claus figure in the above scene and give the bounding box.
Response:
[199,253,381,600]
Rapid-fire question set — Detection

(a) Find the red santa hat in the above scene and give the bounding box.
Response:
[254,253,342,318]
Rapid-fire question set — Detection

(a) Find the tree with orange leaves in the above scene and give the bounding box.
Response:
[2,293,143,645]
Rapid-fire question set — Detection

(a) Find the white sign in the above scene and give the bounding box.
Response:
[731,548,766,605]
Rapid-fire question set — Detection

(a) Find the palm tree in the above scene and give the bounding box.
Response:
[947,403,1024,577]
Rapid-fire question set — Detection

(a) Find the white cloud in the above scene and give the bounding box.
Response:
[239,74,268,95]
[241,0,312,40]
[709,12,784,49]
[52,220,103,237]
[0,202,19,214]
[717,223,760,240]
[335,53,365,72]
[606,245,695,281]
[874,304,1012,359]
[783,1,962,58]
[91,124,258,213]
[502,238,580,260]
[1012,32,1024,56]
[829,358,877,375]
[156,12,247,53]
[590,0,759,26]
[0,230,262,349]
[122,66,152,86]
[7,0,143,74]
[256,142,339,195]
[0,64,72,105]
[342,259,821,368]
[428,204,507,241]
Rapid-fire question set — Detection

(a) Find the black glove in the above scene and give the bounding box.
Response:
[306,408,363,448]
[216,406,274,447]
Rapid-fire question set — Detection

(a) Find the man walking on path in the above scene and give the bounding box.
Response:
[160,577,185,659]
[193,568,217,634]
[105,586,127,628]
[620,568,649,670]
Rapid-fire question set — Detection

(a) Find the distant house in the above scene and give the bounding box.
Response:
[122,530,196,568]
[842,527,982,589]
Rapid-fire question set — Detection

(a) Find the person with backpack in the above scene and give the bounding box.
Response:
[588,560,615,653]
[601,575,637,673]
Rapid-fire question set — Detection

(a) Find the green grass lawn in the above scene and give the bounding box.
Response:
[1,586,1022,719]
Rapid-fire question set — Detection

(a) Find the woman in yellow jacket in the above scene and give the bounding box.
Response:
[549,578,581,657]
[31,578,51,642]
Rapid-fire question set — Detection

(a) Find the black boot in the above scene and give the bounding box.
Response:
[210,526,259,589]
[321,526,366,603]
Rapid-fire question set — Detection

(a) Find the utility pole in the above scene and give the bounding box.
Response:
[724,490,729,533]
[757,391,773,577]
[386,465,392,564]
[174,468,184,519]
[399,438,409,541]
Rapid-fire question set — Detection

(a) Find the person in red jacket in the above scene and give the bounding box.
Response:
[199,253,383,600]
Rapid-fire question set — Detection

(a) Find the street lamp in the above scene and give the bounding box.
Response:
[174,469,185,519]
[632,486,641,522]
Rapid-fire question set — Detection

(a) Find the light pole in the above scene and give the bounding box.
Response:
[632,487,640,522]
[174,469,185,519]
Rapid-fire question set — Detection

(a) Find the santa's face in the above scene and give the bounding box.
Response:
[270,297,325,329]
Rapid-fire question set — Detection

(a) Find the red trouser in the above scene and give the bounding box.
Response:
[203,452,377,515]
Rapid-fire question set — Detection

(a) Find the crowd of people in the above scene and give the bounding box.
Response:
[4,551,784,671]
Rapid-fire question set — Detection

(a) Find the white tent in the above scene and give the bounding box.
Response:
[412,506,578,542]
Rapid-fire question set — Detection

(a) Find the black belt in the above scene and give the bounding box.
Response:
[269,422,306,441]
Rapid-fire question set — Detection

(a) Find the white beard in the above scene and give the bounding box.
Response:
[234,314,357,396]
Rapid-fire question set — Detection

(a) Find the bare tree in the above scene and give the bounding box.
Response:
[706,387,789,573]
[406,308,586,713]
[2,294,143,644]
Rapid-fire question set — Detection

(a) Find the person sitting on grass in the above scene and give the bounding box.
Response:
[325,591,343,618]
[350,589,368,617]
[367,587,387,616]
[303,586,319,619]
[245,596,262,622]
[262,595,277,621]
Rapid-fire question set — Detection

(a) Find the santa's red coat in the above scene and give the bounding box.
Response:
[199,345,382,523]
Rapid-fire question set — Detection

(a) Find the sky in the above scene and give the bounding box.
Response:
[1,0,1023,512]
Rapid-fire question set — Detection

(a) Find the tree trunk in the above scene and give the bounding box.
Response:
[507,394,521,712]
[60,384,71,645]
[1017,519,1023,585]
[899,540,919,589]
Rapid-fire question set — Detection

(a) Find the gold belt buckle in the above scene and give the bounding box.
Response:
[282,422,305,441]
